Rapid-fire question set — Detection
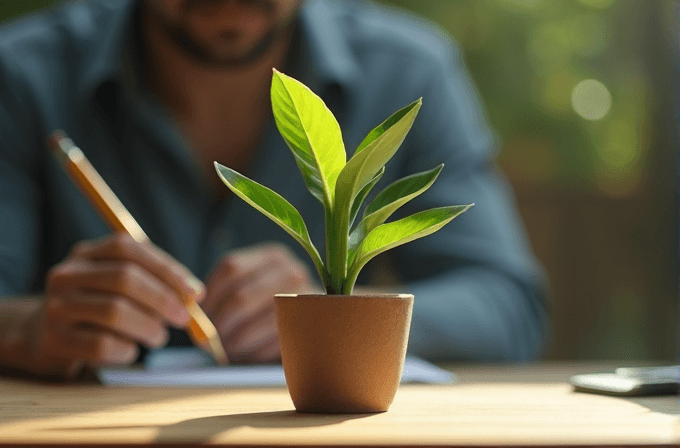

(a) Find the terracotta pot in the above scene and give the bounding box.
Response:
[274,293,414,414]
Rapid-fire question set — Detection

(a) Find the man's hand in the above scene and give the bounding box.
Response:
[202,243,321,363]
[24,233,205,378]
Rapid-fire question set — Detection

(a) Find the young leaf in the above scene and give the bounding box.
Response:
[214,162,325,284]
[349,164,444,251]
[335,99,421,216]
[354,102,421,156]
[349,166,385,229]
[345,204,473,293]
[270,69,346,209]
[329,99,421,291]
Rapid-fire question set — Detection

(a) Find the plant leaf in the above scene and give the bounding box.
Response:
[354,101,421,156]
[270,69,346,208]
[335,99,421,218]
[346,205,473,291]
[349,164,444,251]
[214,162,325,282]
[329,99,421,293]
[349,166,385,229]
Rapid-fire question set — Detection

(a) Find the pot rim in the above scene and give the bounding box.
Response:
[274,293,413,300]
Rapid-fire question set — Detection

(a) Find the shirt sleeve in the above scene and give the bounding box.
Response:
[0,50,43,298]
[384,35,551,362]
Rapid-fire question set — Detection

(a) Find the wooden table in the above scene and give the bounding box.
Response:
[0,362,677,447]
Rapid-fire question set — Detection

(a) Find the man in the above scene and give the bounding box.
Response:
[0,0,550,378]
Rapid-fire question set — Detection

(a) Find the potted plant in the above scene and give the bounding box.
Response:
[214,69,472,413]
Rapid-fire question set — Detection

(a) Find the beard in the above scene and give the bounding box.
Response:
[163,24,279,68]
[155,0,295,68]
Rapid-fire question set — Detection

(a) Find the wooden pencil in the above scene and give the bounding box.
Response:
[47,131,228,366]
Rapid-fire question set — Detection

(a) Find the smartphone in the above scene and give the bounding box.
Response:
[570,366,679,396]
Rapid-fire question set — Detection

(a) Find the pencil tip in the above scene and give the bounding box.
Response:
[203,339,229,366]
[46,130,65,152]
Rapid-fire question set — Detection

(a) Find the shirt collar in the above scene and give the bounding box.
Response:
[79,0,360,108]
[79,0,139,106]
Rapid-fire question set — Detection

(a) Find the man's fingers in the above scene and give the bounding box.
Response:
[207,243,310,329]
[225,309,278,356]
[69,326,139,365]
[43,323,139,366]
[202,275,238,316]
[204,243,303,298]
[47,259,190,327]
[224,311,279,361]
[214,275,276,335]
[201,244,275,314]
[249,338,282,363]
[215,259,305,334]
[47,293,169,348]
[34,233,207,377]
[205,243,278,283]
[202,242,313,363]
[71,233,205,302]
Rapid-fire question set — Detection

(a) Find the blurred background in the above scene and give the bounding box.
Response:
[378,0,679,362]
[1,0,677,361]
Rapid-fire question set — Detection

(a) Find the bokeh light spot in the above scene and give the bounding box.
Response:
[571,79,612,120]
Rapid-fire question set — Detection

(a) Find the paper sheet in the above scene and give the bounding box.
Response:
[97,348,455,387]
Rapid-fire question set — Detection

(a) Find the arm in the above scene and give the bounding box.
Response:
[0,54,204,379]
[384,38,551,362]
[0,47,47,373]
[0,298,43,375]
[0,233,210,379]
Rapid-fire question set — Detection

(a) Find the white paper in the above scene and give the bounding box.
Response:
[97,347,455,387]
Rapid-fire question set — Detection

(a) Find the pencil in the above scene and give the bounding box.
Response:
[47,131,229,366]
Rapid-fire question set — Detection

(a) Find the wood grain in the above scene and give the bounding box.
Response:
[0,364,677,447]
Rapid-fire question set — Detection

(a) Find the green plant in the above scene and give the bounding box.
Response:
[214,69,472,295]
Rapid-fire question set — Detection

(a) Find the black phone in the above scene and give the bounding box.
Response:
[570,366,679,396]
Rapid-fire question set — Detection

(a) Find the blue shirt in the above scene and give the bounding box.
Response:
[0,0,550,361]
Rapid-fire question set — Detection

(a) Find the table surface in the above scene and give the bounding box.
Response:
[0,361,677,447]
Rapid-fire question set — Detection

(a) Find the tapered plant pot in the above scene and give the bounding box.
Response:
[274,293,414,414]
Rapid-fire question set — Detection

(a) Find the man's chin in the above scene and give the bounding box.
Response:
[166,25,278,68]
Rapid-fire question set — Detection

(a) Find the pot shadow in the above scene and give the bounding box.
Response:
[46,410,376,444]
[155,410,375,443]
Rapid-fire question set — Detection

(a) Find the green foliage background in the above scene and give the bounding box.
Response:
[375,0,679,361]
[379,0,674,198]
[0,1,55,22]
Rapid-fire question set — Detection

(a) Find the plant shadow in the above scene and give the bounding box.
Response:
[48,410,376,444]
[156,410,374,443]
